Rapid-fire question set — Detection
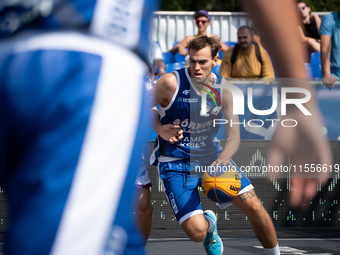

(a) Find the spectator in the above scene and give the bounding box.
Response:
[169,10,229,56]
[219,25,275,79]
[297,1,321,62]
[320,11,340,89]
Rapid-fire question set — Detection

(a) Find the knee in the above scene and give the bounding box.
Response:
[245,201,267,218]
[182,217,207,242]
[189,227,206,242]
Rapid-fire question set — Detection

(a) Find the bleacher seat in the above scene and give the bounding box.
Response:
[219,42,237,61]
[175,52,186,63]
[310,52,322,78]
[310,52,321,65]
[218,50,224,60]
[225,41,237,47]
[165,62,184,73]
[310,64,322,78]
[173,41,180,47]
[212,63,221,75]
[162,52,176,64]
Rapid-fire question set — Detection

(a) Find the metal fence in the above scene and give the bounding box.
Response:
[151,11,331,52]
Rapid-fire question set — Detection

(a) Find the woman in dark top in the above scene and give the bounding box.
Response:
[297,1,321,62]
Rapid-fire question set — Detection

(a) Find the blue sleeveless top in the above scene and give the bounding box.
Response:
[151,67,224,166]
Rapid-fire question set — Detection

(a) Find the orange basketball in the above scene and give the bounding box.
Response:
[201,165,241,203]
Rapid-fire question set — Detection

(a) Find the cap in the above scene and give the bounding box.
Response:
[193,10,211,22]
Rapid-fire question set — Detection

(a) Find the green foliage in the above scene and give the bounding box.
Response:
[161,0,241,12]
[161,0,338,12]
[304,0,340,12]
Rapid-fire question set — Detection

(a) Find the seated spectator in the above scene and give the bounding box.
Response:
[169,10,228,56]
[219,26,275,80]
[320,12,340,89]
[297,1,321,62]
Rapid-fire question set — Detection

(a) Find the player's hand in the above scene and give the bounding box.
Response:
[323,77,337,89]
[268,107,332,208]
[158,124,183,144]
[210,157,233,168]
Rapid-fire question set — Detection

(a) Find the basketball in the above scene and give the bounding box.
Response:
[201,165,241,203]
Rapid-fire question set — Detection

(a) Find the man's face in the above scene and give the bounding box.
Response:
[188,46,217,79]
[195,16,210,33]
[237,29,253,50]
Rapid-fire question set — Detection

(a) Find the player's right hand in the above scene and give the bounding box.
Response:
[159,124,183,144]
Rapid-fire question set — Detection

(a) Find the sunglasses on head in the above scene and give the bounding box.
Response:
[196,19,208,25]
[298,6,306,12]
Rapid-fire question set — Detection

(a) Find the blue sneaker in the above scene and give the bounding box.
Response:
[203,210,223,255]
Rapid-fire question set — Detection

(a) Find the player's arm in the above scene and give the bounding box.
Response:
[148,73,183,143]
[211,84,240,166]
[320,34,336,89]
[168,37,190,55]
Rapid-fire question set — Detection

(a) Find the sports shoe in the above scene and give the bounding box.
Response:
[203,210,224,255]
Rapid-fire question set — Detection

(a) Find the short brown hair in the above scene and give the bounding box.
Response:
[238,25,253,35]
[188,35,221,59]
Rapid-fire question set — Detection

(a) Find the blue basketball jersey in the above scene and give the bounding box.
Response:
[151,68,224,167]
[0,0,157,254]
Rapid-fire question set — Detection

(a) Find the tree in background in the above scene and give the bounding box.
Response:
[307,0,340,12]
[161,0,338,12]
[161,0,241,12]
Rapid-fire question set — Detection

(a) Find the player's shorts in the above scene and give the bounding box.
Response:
[158,159,253,224]
[135,162,152,188]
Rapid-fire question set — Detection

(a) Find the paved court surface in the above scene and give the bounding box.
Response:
[1,229,339,254]
[146,229,340,255]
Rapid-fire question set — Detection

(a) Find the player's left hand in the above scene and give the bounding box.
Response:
[210,157,233,168]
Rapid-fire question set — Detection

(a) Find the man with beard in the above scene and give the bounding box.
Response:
[219,25,275,79]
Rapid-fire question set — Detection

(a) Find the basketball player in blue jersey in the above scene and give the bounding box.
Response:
[149,36,280,255]
[0,0,157,254]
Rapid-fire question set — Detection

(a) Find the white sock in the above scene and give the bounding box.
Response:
[204,214,214,233]
[264,244,280,255]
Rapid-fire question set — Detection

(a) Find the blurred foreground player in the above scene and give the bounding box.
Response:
[0,0,156,254]
[241,0,332,207]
